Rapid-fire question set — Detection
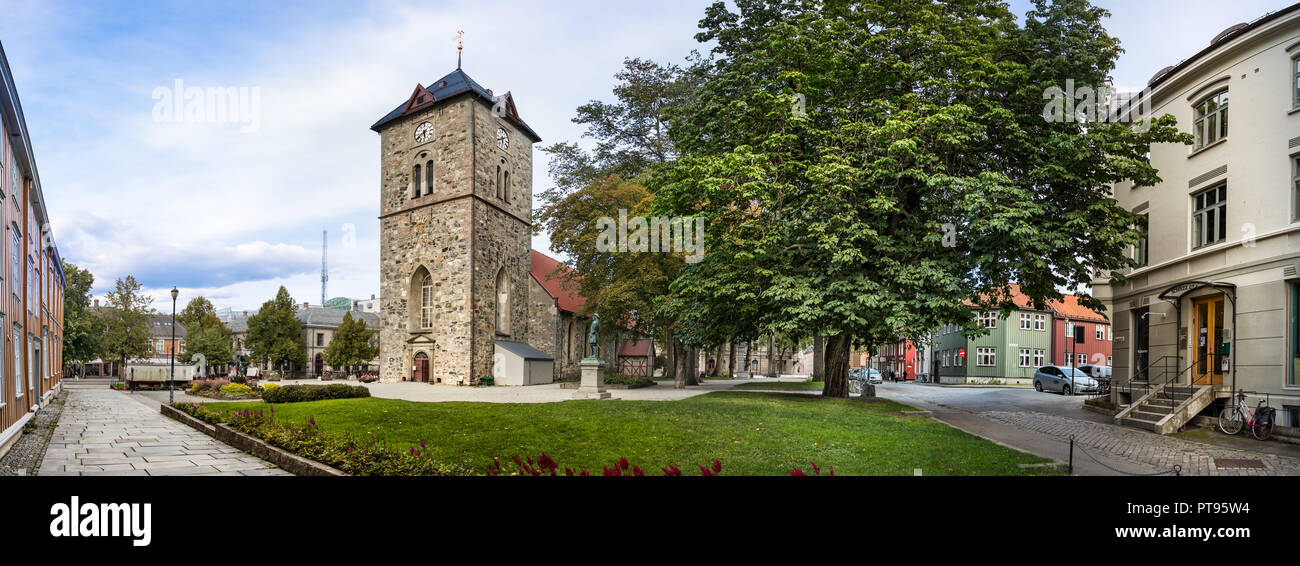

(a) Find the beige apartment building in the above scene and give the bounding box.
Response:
[1096,4,1300,433]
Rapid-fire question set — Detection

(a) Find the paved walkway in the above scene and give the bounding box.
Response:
[981,410,1300,476]
[874,382,1300,476]
[38,388,290,476]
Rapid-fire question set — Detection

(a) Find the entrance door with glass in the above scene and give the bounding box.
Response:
[1191,294,1225,385]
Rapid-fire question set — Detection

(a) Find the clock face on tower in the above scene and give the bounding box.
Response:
[496,127,509,150]
[414,122,433,144]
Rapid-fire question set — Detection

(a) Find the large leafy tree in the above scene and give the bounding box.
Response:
[246,286,306,373]
[178,296,233,374]
[322,312,378,373]
[653,0,1190,397]
[536,58,708,387]
[61,261,100,372]
[96,276,154,379]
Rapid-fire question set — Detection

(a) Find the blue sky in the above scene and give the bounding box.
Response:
[0,0,1294,312]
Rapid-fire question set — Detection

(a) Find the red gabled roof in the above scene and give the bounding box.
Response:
[1047,294,1109,324]
[961,283,1039,310]
[530,250,586,314]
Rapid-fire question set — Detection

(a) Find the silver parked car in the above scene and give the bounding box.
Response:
[1033,365,1100,396]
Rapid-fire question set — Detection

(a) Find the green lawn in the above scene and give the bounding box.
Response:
[197,391,1050,475]
[733,381,822,390]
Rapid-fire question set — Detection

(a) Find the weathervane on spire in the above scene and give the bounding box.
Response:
[453,30,465,69]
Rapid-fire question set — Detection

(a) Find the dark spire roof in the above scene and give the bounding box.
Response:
[370,68,541,142]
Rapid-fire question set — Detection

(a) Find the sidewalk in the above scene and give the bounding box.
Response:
[38,388,291,476]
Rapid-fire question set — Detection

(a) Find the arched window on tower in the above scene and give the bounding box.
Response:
[495,268,510,335]
[420,273,434,329]
[502,170,510,203]
[411,163,422,199]
[495,164,503,200]
[425,159,435,196]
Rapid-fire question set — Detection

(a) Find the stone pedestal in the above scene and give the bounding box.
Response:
[574,358,612,399]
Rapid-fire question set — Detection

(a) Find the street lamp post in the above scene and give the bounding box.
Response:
[169,287,178,404]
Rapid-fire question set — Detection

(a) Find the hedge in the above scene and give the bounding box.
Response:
[261,384,371,404]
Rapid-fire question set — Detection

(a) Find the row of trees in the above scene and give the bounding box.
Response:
[535,0,1190,396]
[61,267,376,377]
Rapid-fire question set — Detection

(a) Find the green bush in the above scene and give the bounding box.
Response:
[262,383,280,392]
[219,383,253,395]
[261,384,371,404]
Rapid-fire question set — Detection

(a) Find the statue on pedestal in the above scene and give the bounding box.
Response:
[587,313,600,359]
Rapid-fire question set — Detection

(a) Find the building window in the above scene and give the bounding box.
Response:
[1034,349,1045,367]
[9,228,18,298]
[1096,326,1104,341]
[411,163,423,198]
[13,324,22,400]
[1192,89,1227,149]
[1107,355,1113,366]
[420,273,433,329]
[977,347,995,367]
[1293,156,1300,222]
[1291,282,1300,386]
[978,311,997,328]
[1293,56,1300,109]
[1063,351,1070,365]
[1134,213,1148,267]
[496,159,510,202]
[425,159,435,196]
[1192,184,1227,249]
[495,267,510,334]
[1019,348,1031,368]
[1077,353,1087,366]
[316,333,324,347]
[1020,313,1031,330]
[1034,314,1046,331]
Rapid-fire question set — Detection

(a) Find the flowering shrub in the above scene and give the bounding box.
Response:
[262,383,280,392]
[357,374,379,383]
[190,379,230,394]
[485,454,723,477]
[172,403,471,476]
[262,384,370,404]
[219,383,253,395]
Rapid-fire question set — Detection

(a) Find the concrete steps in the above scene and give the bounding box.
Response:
[1116,384,1215,435]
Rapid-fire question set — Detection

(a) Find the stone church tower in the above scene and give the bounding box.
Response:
[371,68,541,384]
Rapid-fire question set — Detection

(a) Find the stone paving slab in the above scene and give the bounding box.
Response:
[37,388,291,476]
[983,410,1300,476]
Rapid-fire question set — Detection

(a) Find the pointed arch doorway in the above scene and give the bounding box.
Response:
[413,352,430,383]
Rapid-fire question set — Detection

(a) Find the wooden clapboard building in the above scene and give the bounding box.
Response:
[0,40,68,459]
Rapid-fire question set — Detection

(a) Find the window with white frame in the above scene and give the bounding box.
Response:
[1293,55,1299,108]
[1133,213,1149,268]
[1034,349,1045,367]
[1293,156,1300,222]
[13,324,22,399]
[978,311,997,328]
[9,227,18,298]
[977,347,995,367]
[1096,326,1104,341]
[1192,89,1228,149]
[1063,351,1070,365]
[1019,348,1031,367]
[1020,313,1031,330]
[1107,326,1112,341]
[1107,355,1113,366]
[1077,353,1087,366]
[1034,314,1046,331]
[1192,184,1227,249]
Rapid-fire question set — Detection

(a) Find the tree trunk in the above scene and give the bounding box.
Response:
[686,348,700,385]
[673,339,687,389]
[727,342,736,378]
[767,335,775,376]
[822,334,851,398]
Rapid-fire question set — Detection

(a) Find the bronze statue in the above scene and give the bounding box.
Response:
[587,313,600,358]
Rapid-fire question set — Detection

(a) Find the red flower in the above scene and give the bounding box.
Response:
[790,468,806,476]
[661,465,682,476]
[617,457,630,471]
[711,460,722,474]
[632,466,645,476]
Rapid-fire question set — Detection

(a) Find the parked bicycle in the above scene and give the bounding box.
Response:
[1218,390,1275,441]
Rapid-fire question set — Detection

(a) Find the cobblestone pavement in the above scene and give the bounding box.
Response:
[982,410,1300,476]
[0,390,67,476]
[38,388,291,476]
